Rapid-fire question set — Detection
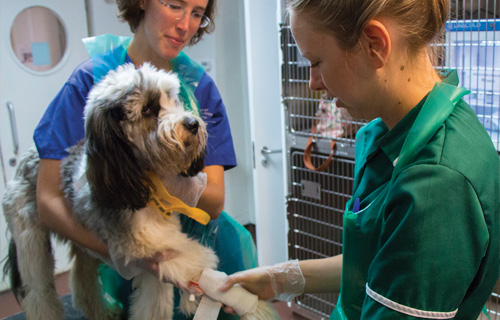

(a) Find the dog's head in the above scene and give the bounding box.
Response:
[84,63,207,210]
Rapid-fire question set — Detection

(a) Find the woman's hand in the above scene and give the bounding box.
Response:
[197,165,225,219]
[110,248,180,282]
[217,267,276,315]
[135,250,204,297]
[135,249,179,280]
[218,260,306,314]
[218,267,276,301]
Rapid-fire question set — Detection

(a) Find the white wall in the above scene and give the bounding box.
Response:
[184,0,255,225]
[86,0,132,36]
[215,0,255,225]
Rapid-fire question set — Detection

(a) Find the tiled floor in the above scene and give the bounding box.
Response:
[0,271,309,320]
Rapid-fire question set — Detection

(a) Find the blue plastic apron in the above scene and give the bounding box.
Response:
[330,78,469,319]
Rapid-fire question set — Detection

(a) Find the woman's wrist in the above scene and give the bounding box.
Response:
[267,259,305,302]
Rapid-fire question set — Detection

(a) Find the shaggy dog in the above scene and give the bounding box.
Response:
[2,63,278,320]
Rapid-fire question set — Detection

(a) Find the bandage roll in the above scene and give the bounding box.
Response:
[198,269,258,316]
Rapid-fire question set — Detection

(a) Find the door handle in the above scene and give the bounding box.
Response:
[7,101,19,167]
[260,146,282,166]
[0,136,7,187]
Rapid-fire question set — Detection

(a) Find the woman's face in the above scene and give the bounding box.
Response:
[290,12,371,119]
[142,0,209,61]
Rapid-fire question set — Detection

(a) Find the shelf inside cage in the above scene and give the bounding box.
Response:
[286,133,356,159]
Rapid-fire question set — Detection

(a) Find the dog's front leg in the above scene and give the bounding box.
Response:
[129,273,175,320]
[156,236,219,316]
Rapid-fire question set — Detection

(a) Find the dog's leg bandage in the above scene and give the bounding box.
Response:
[193,295,222,320]
[197,269,258,316]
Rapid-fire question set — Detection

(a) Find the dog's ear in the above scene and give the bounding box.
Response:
[85,103,151,211]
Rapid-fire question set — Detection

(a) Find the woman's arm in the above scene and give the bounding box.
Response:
[37,159,189,281]
[219,255,343,301]
[197,164,225,219]
[300,255,342,293]
[36,159,109,257]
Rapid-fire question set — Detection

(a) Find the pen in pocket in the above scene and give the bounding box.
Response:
[353,197,360,213]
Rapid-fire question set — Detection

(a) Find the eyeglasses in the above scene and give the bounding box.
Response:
[157,0,210,28]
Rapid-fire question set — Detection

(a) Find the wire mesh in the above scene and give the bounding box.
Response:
[436,3,500,150]
[287,151,354,318]
[281,26,365,147]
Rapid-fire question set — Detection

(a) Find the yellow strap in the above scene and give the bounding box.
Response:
[146,173,211,225]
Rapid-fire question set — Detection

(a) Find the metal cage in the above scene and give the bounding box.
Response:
[287,150,353,318]
[440,5,500,150]
[281,1,500,319]
[282,23,363,318]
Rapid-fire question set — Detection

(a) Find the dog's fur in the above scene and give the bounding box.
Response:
[2,63,278,320]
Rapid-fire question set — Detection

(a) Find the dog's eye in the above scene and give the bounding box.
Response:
[142,105,152,116]
[142,103,159,117]
[143,101,161,118]
[110,107,125,121]
[142,91,162,117]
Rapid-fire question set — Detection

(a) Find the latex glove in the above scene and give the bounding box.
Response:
[109,249,179,281]
[219,259,305,303]
[160,172,207,207]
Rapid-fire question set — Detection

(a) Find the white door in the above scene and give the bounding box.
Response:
[244,0,288,266]
[0,0,89,291]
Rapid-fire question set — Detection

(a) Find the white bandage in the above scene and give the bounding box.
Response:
[198,269,258,316]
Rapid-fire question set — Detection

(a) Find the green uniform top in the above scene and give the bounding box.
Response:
[333,70,499,319]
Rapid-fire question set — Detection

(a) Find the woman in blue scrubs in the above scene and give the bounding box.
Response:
[34,0,255,319]
[221,0,499,319]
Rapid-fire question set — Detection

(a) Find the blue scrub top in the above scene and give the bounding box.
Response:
[34,54,237,170]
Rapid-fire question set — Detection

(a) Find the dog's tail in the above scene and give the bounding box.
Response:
[2,238,24,304]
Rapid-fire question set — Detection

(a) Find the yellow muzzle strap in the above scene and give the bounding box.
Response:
[146,172,211,225]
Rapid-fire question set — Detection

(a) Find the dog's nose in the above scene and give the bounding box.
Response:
[183,117,199,135]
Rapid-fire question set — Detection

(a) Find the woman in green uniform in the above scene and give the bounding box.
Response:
[220,0,500,319]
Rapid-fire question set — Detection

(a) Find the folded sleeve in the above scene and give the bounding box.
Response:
[34,60,94,159]
[195,73,236,170]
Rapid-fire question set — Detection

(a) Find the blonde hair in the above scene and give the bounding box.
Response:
[288,0,449,58]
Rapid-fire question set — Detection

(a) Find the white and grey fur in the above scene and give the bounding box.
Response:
[2,63,222,320]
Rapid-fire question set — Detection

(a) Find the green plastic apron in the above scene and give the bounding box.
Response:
[330,79,469,319]
[82,34,200,116]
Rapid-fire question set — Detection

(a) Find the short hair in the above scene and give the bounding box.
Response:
[116,0,216,45]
